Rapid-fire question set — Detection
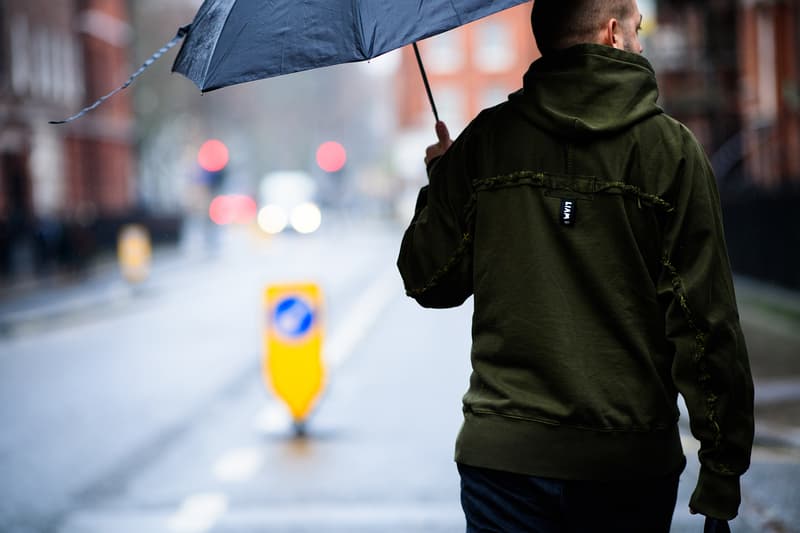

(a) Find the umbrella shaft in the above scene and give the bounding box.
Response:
[413,42,439,123]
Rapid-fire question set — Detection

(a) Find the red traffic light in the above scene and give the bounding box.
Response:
[198,139,230,172]
[316,141,347,173]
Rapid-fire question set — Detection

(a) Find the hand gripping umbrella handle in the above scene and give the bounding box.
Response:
[413,42,439,123]
[49,25,191,125]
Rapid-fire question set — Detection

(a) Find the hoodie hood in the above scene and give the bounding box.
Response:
[509,44,662,141]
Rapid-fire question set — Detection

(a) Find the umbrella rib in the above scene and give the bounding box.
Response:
[206,19,252,84]
[352,0,366,58]
[447,0,464,25]
[200,0,240,89]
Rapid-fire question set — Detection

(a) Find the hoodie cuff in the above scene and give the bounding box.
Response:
[689,466,742,520]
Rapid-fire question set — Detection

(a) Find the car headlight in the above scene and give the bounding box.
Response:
[258,205,288,234]
[290,203,322,234]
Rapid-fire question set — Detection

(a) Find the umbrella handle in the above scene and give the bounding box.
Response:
[49,25,191,125]
[412,42,439,123]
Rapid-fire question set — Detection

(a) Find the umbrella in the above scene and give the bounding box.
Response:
[51,0,531,124]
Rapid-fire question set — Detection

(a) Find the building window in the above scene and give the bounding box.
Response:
[434,85,466,133]
[0,3,6,87]
[51,33,66,104]
[11,14,30,96]
[425,31,464,74]
[7,14,82,105]
[33,27,54,101]
[62,35,84,106]
[480,85,509,109]
[474,21,515,73]
[649,24,688,71]
[756,7,777,122]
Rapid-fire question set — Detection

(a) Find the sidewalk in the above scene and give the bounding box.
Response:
[0,244,201,337]
[734,276,800,449]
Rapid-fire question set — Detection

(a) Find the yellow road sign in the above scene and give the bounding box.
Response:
[263,283,325,424]
[117,224,151,283]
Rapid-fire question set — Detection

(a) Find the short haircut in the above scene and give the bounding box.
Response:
[531,0,635,55]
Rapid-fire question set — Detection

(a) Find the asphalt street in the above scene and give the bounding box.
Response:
[0,218,798,533]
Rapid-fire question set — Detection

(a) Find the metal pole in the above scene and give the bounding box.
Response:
[413,42,440,123]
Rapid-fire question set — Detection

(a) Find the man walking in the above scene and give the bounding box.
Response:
[397,1,754,531]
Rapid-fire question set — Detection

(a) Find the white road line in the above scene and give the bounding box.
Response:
[212,447,265,483]
[219,502,465,528]
[63,502,465,532]
[324,266,400,369]
[167,492,228,533]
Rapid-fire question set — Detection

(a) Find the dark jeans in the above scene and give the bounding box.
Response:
[458,463,680,533]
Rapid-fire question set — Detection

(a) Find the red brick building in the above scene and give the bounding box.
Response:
[647,0,800,287]
[647,0,800,188]
[738,0,800,187]
[396,0,799,189]
[0,0,136,278]
[393,0,800,287]
[646,1,740,154]
[397,3,539,134]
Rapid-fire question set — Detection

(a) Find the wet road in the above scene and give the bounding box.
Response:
[0,220,797,532]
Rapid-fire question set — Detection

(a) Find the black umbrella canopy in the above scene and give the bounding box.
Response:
[50,0,531,124]
[173,0,531,92]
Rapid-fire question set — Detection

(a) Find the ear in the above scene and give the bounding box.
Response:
[602,18,621,48]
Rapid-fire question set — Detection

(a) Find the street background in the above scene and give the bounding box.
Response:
[1,221,799,533]
[2,0,799,532]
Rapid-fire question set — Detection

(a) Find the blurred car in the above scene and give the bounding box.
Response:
[257,171,322,235]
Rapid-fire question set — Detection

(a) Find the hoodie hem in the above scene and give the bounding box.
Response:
[455,410,686,481]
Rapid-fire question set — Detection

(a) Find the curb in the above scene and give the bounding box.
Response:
[753,423,800,450]
[0,247,197,337]
[735,275,800,342]
[0,281,138,337]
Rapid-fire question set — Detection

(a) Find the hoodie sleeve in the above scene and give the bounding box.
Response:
[658,127,754,520]
[396,130,475,309]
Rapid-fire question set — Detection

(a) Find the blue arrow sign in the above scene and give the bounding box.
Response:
[273,296,314,339]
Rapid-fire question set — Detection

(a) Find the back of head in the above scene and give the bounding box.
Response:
[531,0,634,55]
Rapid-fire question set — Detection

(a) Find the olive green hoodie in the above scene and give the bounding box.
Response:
[397,44,754,520]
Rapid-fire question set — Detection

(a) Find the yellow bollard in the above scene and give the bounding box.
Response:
[117,224,152,284]
[263,283,325,432]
